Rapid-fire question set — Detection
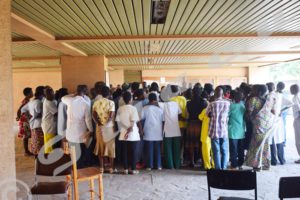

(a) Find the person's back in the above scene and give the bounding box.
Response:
[199,108,214,169]
[164,101,181,137]
[207,98,230,139]
[62,95,92,143]
[228,101,245,139]
[27,99,42,129]
[117,104,140,141]
[187,96,207,121]
[142,104,164,141]
[42,99,57,134]
[93,97,115,127]
[199,108,210,143]
[206,87,230,169]
[57,101,68,137]
[141,93,164,170]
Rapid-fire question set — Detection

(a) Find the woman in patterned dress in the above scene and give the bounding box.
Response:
[21,86,45,155]
[16,87,33,156]
[245,84,276,170]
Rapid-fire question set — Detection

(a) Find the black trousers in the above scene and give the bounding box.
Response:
[244,120,253,150]
[122,141,139,170]
[270,140,285,165]
[229,139,245,168]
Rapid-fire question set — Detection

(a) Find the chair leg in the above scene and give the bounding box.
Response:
[98,175,104,200]
[73,180,79,200]
[89,179,95,200]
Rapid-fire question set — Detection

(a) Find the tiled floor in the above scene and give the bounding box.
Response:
[15,117,300,200]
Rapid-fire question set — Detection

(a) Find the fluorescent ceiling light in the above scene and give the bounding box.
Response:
[151,0,170,24]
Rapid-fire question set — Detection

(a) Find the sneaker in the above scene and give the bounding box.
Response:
[262,166,270,171]
[130,170,139,175]
[157,167,162,170]
[146,168,152,171]
[295,159,300,164]
[228,166,238,170]
[123,169,129,175]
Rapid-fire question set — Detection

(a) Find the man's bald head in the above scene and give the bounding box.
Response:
[214,86,224,99]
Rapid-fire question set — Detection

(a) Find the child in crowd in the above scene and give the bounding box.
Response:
[228,91,245,169]
[93,86,116,173]
[141,93,164,170]
[116,92,143,174]
[41,87,58,153]
[16,87,33,156]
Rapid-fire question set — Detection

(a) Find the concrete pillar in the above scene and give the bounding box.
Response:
[61,55,107,93]
[0,0,17,198]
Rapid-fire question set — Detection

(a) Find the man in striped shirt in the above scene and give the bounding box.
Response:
[206,86,230,169]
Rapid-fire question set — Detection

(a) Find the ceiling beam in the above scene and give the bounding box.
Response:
[11,13,87,56]
[109,61,276,67]
[106,51,300,59]
[54,33,300,43]
[12,33,300,44]
[12,56,59,61]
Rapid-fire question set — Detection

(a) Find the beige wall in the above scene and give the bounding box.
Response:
[13,68,62,114]
[61,55,106,93]
[142,67,248,88]
[109,69,124,87]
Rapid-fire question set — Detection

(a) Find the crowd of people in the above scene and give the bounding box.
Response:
[17,80,300,174]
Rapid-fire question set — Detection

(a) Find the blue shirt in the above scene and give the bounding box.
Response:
[228,102,245,139]
[141,104,164,141]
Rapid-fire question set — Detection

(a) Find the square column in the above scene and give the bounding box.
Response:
[61,55,107,93]
[0,0,17,198]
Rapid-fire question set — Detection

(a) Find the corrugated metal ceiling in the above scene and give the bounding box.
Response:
[10,0,300,68]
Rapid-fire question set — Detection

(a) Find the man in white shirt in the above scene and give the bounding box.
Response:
[291,84,300,164]
[62,85,93,168]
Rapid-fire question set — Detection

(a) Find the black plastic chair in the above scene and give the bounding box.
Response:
[28,153,73,200]
[207,169,257,200]
[279,176,300,199]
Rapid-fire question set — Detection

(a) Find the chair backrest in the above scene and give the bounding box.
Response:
[36,153,72,176]
[279,176,300,199]
[207,169,257,200]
